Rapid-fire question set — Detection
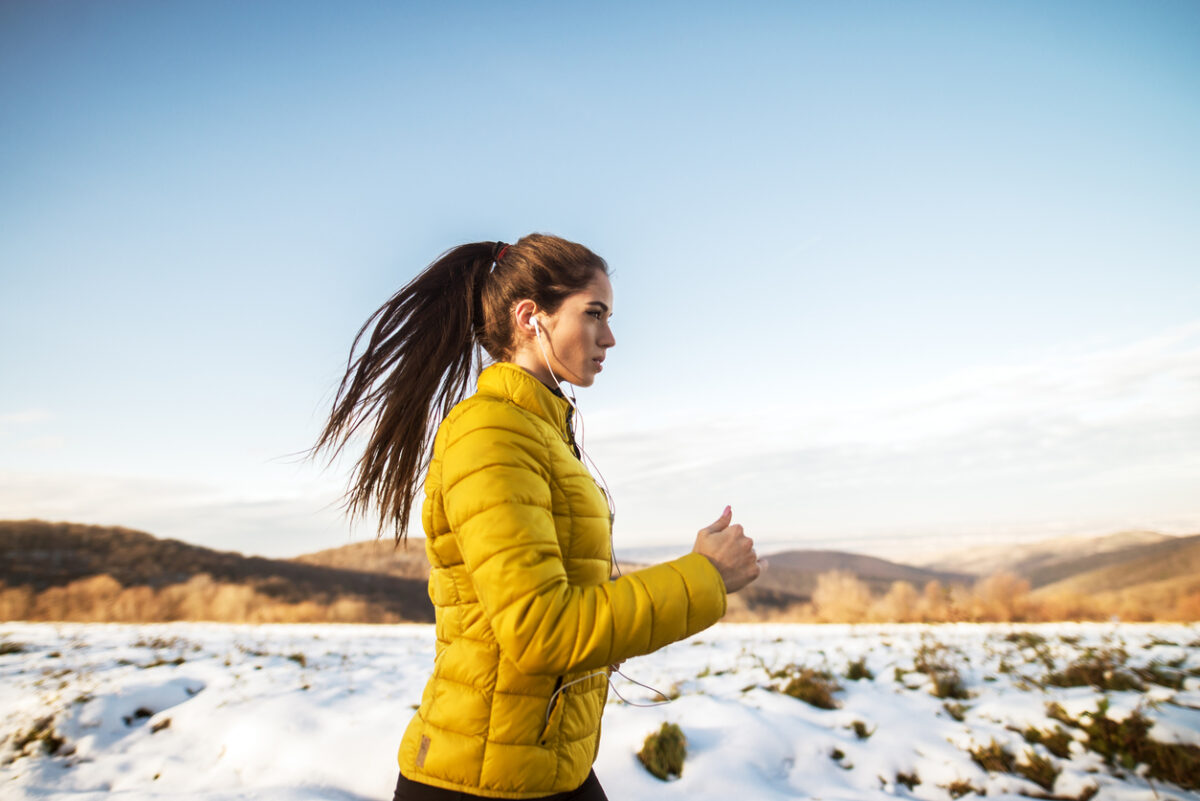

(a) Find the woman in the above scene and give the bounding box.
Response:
[314,234,762,800]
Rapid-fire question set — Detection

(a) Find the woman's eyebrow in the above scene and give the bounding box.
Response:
[586,301,610,312]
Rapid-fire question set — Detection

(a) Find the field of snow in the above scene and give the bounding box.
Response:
[2,622,1198,801]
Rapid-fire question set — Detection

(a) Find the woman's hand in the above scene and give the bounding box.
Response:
[692,506,765,594]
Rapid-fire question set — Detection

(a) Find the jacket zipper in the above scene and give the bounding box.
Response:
[540,675,565,745]
[564,406,580,458]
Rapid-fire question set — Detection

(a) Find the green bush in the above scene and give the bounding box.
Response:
[638,722,687,781]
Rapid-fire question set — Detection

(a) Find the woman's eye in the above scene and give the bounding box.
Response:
[587,310,602,319]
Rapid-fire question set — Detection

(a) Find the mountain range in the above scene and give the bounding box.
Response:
[2,519,1196,621]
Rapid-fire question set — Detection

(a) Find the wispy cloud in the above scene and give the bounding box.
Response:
[2,325,1197,559]
[590,322,1200,547]
[598,320,1200,468]
[0,409,53,428]
[0,471,376,558]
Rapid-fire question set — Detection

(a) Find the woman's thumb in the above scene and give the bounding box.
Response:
[702,505,732,534]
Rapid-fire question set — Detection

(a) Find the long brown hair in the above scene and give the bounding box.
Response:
[313,233,608,543]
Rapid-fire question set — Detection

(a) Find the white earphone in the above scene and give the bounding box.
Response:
[521,306,654,711]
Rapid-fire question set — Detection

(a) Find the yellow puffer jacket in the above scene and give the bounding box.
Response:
[397,362,727,798]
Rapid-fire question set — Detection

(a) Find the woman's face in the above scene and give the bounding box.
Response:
[520,270,615,388]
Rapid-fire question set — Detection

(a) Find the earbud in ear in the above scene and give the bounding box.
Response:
[530,316,540,333]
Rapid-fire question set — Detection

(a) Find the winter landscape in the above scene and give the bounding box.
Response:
[3,622,1198,801]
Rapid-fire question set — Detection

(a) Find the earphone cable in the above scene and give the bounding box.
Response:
[543,666,677,726]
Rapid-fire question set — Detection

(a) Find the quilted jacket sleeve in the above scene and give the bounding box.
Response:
[441,403,727,676]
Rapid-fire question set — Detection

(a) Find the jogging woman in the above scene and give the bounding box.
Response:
[314,233,762,800]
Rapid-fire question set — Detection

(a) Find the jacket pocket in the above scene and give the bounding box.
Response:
[592,678,609,762]
[539,675,565,745]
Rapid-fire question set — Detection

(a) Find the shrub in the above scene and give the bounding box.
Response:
[873,580,920,622]
[778,668,841,709]
[1017,750,1060,791]
[134,636,183,650]
[812,571,871,622]
[637,723,687,781]
[1044,647,1144,692]
[122,707,155,726]
[972,572,1030,621]
[13,716,66,756]
[969,739,1015,773]
[943,702,968,722]
[942,779,983,798]
[932,669,970,700]
[1023,726,1072,759]
[896,770,921,790]
[914,640,970,699]
[845,657,873,681]
[850,720,874,740]
[1078,701,1200,790]
[1005,631,1046,648]
[1045,702,1074,727]
[1133,663,1185,690]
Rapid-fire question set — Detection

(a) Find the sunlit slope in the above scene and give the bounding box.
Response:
[1031,535,1200,615]
[918,530,1177,584]
[0,520,434,622]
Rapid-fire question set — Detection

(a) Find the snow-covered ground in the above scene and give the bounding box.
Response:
[2,622,1198,801]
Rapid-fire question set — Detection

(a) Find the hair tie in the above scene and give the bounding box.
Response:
[489,243,509,275]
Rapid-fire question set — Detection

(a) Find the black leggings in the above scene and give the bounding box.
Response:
[392,770,608,801]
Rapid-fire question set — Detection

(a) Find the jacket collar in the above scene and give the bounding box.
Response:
[477,362,571,436]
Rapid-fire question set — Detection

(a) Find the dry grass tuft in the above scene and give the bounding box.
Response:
[776,667,842,709]
[969,739,1015,773]
[637,722,687,781]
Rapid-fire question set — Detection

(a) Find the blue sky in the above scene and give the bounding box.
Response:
[2,1,1198,560]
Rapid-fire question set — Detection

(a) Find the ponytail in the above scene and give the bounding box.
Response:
[314,234,606,543]
[312,242,496,541]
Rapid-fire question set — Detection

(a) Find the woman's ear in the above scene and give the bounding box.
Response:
[513,299,539,336]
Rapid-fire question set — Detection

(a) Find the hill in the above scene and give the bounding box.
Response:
[8,521,1194,623]
[1019,532,1200,589]
[293,539,811,620]
[295,532,1200,623]
[1030,534,1200,619]
[0,520,433,622]
[751,549,973,599]
[916,530,1178,586]
[291,537,432,580]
